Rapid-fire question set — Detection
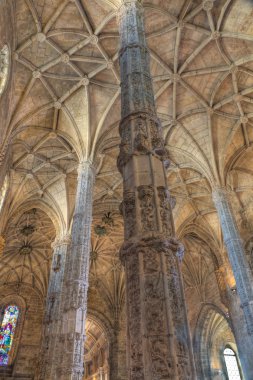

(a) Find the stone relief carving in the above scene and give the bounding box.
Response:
[138,185,155,231]
[158,186,173,235]
[120,236,193,378]
[120,190,136,239]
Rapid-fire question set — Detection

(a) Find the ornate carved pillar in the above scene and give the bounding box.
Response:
[118,1,196,379]
[54,161,95,379]
[40,234,70,379]
[212,188,253,335]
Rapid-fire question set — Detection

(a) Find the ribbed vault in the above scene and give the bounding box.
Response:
[0,1,252,378]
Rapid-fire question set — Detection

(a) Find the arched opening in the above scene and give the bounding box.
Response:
[223,347,242,380]
[0,305,19,366]
[84,317,110,380]
[194,305,240,380]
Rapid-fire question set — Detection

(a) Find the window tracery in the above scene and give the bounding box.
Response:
[0,45,9,96]
[0,305,19,366]
[224,347,242,380]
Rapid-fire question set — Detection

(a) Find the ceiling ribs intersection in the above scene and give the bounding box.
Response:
[3,0,253,235]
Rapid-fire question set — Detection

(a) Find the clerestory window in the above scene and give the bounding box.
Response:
[0,305,19,366]
[224,347,242,380]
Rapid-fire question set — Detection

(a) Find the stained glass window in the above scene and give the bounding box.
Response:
[224,347,242,380]
[0,305,19,366]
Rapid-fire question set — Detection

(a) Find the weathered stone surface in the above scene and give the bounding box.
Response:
[118,1,196,379]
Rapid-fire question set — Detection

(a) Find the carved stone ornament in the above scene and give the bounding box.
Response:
[138,185,155,232]
[157,186,173,235]
[117,0,195,378]
[121,190,136,239]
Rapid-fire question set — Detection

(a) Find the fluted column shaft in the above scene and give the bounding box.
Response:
[213,188,253,380]
[40,235,70,379]
[55,161,95,380]
[118,1,195,379]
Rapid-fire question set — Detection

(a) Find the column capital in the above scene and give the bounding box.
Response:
[212,186,232,203]
[120,0,143,6]
[51,234,71,249]
[77,160,95,175]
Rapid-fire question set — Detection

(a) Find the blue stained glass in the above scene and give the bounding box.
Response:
[0,305,19,366]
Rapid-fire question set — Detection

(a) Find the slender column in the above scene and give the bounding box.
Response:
[40,234,70,379]
[118,1,195,379]
[215,263,253,380]
[212,188,253,335]
[55,161,95,379]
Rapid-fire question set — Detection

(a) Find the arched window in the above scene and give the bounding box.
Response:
[0,305,19,366]
[224,347,242,380]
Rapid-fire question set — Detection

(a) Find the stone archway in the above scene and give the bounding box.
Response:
[193,304,238,380]
[84,316,110,380]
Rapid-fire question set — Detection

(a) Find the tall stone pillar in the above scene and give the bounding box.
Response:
[177,244,197,379]
[40,234,70,379]
[213,188,253,380]
[55,161,95,380]
[118,1,195,379]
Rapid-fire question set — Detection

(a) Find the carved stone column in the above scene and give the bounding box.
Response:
[118,1,195,379]
[40,234,70,379]
[212,188,253,335]
[54,161,95,380]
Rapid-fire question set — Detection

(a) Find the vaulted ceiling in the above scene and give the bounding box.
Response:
[1,0,252,232]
